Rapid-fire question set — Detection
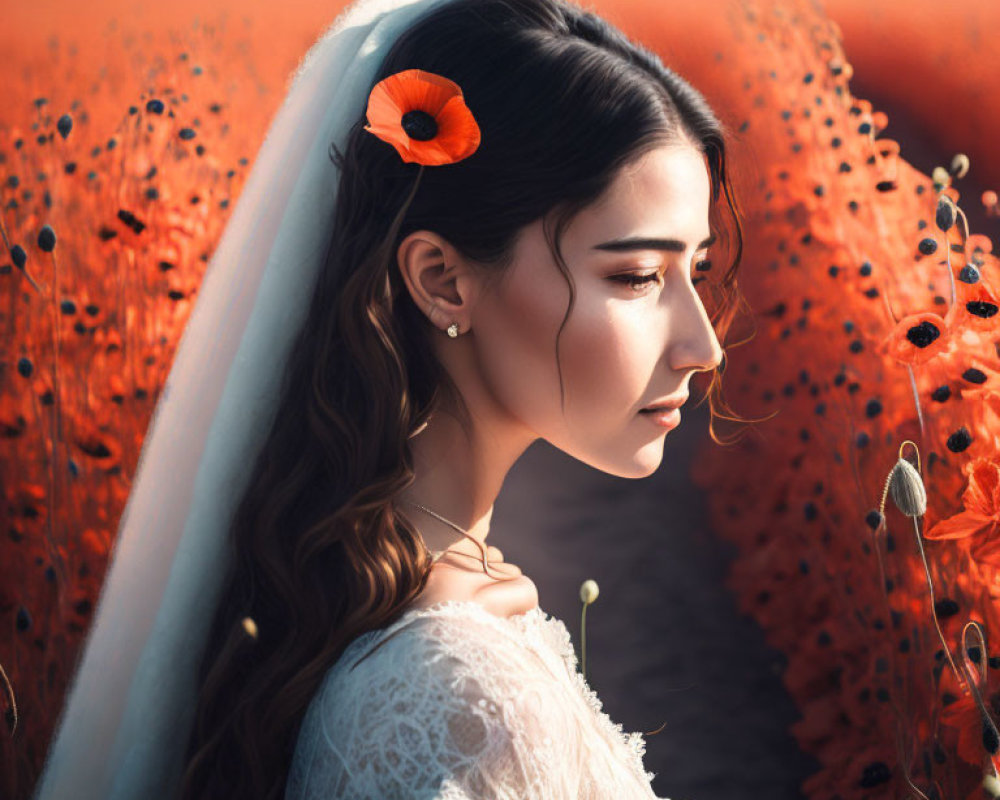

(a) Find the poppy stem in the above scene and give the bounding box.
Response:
[0,214,45,294]
[912,515,968,696]
[868,510,947,793]
[906,364,925,440]
[937,195,961,311]
[944,228,957,311]
[959,622,1000,776]
[894,713,933,799]
[881,618,932,798]
[866,512,918,772]
[956,202,971,247]
[0,660,16,736]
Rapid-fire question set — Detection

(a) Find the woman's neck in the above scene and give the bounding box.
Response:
[397,401,533,560]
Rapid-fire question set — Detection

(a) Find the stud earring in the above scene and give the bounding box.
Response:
[447,322,460,338]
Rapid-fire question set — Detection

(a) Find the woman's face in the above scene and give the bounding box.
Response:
[470,144,724,478]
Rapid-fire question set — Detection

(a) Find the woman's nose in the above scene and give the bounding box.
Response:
[669,277,724,374]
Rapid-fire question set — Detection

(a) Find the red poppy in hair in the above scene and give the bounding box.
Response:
[364,68,481,166]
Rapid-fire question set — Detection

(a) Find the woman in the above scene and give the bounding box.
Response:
[32,0,745,797]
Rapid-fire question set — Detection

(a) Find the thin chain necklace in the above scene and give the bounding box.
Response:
[407,501,518,581]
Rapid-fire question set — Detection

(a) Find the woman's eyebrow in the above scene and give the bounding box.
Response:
[592,233,716,253]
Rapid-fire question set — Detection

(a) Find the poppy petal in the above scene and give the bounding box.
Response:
[924,510,994,540]
[375,70,454,116]
[963,458,1000,516]
[408,137,450,166]
[366,81,402,120]
[434,95,482,160]
[404,69,462,116]
[971,533,1000,566]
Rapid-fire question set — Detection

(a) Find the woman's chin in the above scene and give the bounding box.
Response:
[633,447,665,478]
[596,440,666,479]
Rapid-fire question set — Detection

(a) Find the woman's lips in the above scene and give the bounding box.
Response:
[638,406,681,428]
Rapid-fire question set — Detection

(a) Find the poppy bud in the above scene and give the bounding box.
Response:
[935,197,955,233]
[959,263,981,284]
[918,237,938,256]
[579,579,600,605]
[950,153,970,179]
[888,458,926,517]
[38,225,56,252]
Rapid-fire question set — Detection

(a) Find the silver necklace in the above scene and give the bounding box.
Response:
[407,501,512,579]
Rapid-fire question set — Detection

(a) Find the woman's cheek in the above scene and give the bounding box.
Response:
[476,274,567,423]
[559,297,644,419]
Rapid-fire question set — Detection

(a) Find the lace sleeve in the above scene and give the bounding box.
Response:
[286,612,587,800]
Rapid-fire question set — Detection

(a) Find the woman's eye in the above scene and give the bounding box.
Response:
[611,272,660,292]
[611,251,711,293]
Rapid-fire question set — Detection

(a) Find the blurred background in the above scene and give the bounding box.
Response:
[2,0,999,798]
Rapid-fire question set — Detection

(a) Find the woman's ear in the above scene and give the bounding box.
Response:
[396,230,477,335]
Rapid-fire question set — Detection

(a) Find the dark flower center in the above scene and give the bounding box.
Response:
[906,320,940,348]
[401,109,438,141]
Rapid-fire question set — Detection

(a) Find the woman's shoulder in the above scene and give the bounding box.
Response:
[325,565,545,682]
[287,600,583,800]
[289,597,667,799]
[336,597,552,685]
[309,598,573,721]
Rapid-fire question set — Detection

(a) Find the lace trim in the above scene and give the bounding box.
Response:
[375,598,657,787]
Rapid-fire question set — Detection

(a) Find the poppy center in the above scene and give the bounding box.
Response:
[906,320,940,348]
[401,109,438,141]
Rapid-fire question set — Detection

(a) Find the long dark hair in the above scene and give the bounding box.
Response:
[180,0,750,796]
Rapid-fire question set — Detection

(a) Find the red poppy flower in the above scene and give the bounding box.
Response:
[954,280,1000,334]
[925,458,1000,562]
[940,688,1000,770]
[879,311,950,366]
[363,68,481,166]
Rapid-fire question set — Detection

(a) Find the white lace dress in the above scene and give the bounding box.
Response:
[285,599,669,799]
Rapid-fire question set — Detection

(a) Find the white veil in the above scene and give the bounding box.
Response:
[31,0,456,797]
